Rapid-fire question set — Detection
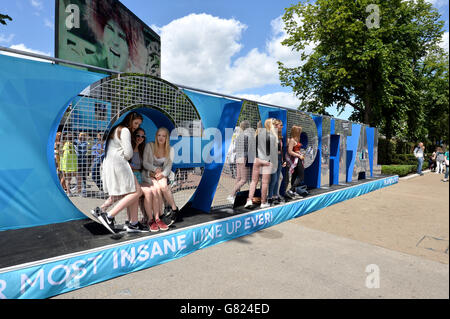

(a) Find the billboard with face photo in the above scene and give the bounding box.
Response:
[55,0,161,76]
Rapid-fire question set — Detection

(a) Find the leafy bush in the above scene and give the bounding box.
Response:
[382,165,416,177]
[391,154,419,165]
[382,161,429,177]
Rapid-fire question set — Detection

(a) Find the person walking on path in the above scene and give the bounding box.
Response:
[413,142,425,176]
[442,149,449,182]
[435,147,445,174]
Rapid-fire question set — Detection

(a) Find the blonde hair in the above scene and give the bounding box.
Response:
[256,118,278,143]
[153,127,170,157]
[273,119,283,140]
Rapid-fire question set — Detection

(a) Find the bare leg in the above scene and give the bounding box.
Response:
[100,195,121,211]
[152,183,162,220]
[106,177,142,219]
[75,172,81,194]
[127,197,140,224]
[141,183,154,222]
[247,161,261,202]
[63,172,71,193]
[59,172,66,191]
[232,162,247,196]
[156,178,177,210]
[260,171,272,204]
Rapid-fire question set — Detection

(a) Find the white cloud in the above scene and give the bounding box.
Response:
[157,13,312,95]
[0,44,51,63]
[44,18,54,30]
[224,49,279,92]
[0,33,15,44]
[439,31,449,52]
[30,0,43,10]
[266,15,307,68]
[427,0,449,8]
[237,92,302,109]
[158,13,246,93]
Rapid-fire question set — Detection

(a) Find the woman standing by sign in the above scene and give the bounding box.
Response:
[92,112,143,233]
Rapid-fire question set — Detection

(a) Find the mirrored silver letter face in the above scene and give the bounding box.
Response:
[286,110,319,169]
[211,101,261,208]
[321,117,331,187]
[353,124,371,180]
[334,119,352,184]
[373,128,381,176]
[58,75,201,224]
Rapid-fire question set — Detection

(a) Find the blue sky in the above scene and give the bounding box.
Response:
[1,0,449,119]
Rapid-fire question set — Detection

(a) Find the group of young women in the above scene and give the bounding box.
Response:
[92,112,306,233]
[228,118,307,209]
[92,112,178,233]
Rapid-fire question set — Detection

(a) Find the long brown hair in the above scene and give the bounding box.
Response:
[111,112,143,140]
[131,128,146,161]
[290,125,302,142]
[105,112,143,156]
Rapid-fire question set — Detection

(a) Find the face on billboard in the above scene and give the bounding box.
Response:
[56,0,161,76]
[103,19,129,70]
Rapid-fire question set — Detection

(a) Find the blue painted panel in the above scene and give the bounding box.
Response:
[0,54,107,231]
[0,175,399,299]
[346,124,361,182]
[366,127,375,177]
[182,90,242,212]
[329,135,340,185]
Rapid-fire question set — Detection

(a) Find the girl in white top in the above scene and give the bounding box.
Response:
[92,112,143,233]
[142,127,178,231]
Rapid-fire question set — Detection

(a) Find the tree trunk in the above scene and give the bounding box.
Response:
[385,118,393,164]
[364,80,374,125]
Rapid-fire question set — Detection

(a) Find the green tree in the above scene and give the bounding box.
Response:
[0,13,12,25]
[419,50,449,145]
[279,0,446,142]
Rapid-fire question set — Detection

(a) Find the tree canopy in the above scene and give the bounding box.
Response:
[0,13,12,26]
[279,0,448,144]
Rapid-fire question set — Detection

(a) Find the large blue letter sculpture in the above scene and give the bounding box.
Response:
[0,54,382,231]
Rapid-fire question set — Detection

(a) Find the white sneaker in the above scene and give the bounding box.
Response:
[244,200,253,208]
[227,195,235,204]
[260,202,270,209]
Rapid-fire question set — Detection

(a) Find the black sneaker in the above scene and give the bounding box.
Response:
[282,192,293,201]
[97,213,116,234]
[165,207,179,227]
[126,221,148,233]
[276,196,285,203]
[163,205,171,216]
[286,190,297,198]
[90,207,104,222]
[161,214,173,227]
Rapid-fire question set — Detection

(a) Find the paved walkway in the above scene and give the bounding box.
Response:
[54,172,449,299]
[296,170,449,264]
